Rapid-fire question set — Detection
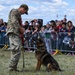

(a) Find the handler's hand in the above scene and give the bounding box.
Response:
[19,26,25,34]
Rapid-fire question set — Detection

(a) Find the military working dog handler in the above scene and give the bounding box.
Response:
[6,4,29,72]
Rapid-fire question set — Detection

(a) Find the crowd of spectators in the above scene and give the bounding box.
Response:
[22,18,75,55]
[0,18,75,55]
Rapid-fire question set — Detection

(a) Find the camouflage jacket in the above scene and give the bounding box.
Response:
[6,9,21,35]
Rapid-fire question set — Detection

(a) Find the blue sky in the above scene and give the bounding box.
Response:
[0,0,75,25]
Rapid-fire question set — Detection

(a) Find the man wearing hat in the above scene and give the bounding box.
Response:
[6,4,29,72]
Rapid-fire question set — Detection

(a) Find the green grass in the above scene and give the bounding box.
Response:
[0,49,75,75]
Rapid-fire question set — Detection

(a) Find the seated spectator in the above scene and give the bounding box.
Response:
[62,34,71,50]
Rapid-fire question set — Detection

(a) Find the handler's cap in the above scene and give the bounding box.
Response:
[20,4,29,15]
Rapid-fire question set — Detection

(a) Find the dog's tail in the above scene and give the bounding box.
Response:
[47,63,63,72]
[58,68,64,72]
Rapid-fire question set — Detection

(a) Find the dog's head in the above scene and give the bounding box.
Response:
[32,32,44,45]
[31,32,47,52]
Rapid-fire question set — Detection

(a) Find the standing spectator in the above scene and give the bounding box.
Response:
[0,19,7,47]
[62,21,75,52]
[24,25,33,51]
[50,20,57,50]
[6,4,29,71]
[40,26,46,40]
[31,25,39,51]
[65,21,75,53]
[66,21,75,43]
[44,23,52,54]
[0,19,4,45]
[59,23,67,50]
[66,21,75,33]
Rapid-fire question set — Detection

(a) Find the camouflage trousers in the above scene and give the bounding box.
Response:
[8,34,22,70]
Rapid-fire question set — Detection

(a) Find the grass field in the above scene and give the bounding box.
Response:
[0,49,75,75]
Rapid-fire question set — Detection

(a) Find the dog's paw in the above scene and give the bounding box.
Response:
[46,68,51,72]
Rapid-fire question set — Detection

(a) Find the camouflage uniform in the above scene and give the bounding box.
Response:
[6,9,22,70]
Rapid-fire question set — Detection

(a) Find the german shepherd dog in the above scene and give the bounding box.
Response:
[32,32,62,72]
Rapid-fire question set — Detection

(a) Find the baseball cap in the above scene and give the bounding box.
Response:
[20,4,29,15]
